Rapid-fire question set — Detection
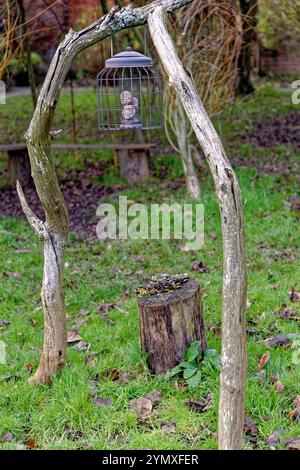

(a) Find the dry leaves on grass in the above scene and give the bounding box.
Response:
[129,391,163,418]
[265,429,284,449]
[288,396,300,420]
[258,351,270,370]
[284,436,300,450]
[186,394,213,414]
[72,341,90,351]
[275,381,285,394]
[191,261,209,273]
[289,290,300,303]
[161,421,176,434]
[106,368,120,381]
[144,391,163,406]
[2,433,13,442]
[0,320,10,328]
[92,395,112,408]
[67,331,82,343]
[280,308,300,321]
[129,398,153,418]
[261,334,288,348]
[244,416,258,437]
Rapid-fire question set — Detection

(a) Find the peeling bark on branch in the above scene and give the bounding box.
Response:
[148,7,247,450]
[20,0,194,385]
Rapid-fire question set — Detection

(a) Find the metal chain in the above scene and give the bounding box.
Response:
[144,26,147,56]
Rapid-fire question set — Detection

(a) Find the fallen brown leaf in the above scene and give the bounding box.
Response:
[261,334,287,348]
[289,290,300,303]
[161,421,176,434]
[288,395,300,420]
[191,261,209,273]
[26,438,37,449]
[26,363,33,373]
[119,372,132,385]
[67,331,82,343]
[129,397,152,418]
[106,368,120,381]
[265,429,284,448]
[144,391,163,406]
[85,355,96,367]
[244,416,258,437]
[92,395,112,408]
[284,436,300,450]
[275,381,284,394]
[0,320,10,328]
[2,433,13,442]
[72,341,90,351]
[186,394,213,413]
[258,351,270,370]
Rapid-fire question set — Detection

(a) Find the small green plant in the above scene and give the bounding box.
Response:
[165,341,221,388]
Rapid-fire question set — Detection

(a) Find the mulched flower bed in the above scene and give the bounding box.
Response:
[243,111,300,149]
[0,162,124,240]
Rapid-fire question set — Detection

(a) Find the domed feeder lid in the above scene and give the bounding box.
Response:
[105,47,153,68]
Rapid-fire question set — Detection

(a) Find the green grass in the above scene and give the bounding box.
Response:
[0,85,299,450]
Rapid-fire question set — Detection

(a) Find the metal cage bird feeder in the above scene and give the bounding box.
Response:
[97,47,163,131]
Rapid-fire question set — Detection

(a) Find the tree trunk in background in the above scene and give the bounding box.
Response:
[148,7,247,450]
[177,118,201,200]
[16,0,37,106]
[236,0,257,95]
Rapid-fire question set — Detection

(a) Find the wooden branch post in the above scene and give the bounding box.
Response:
[137,274,206,373]
[148,7,247,450]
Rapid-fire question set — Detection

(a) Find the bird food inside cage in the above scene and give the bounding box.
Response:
[120,90,141,129]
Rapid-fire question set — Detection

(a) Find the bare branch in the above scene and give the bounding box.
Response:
[16,181,47,240]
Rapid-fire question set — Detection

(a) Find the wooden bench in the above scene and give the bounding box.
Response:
[0,142,155,187]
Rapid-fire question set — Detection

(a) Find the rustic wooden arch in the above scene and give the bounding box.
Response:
[17,0,247,450]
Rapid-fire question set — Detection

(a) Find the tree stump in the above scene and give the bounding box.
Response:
[117,147,150,182]
[137,274,207,373]
[117,129,150,182]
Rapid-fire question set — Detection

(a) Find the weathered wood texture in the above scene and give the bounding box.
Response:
[148,7,247,450]
[18,0,194,386]
[137,275,206,373]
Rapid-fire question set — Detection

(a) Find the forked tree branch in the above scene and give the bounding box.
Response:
[16,181,47,240]
[20,1,195,384]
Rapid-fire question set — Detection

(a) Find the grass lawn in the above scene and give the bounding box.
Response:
[0,85,299,450]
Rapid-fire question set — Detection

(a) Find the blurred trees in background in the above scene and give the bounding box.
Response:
[236,0,257,95]
[258,0,300,52]
[163,0,242,199]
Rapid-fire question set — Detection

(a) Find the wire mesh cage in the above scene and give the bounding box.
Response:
[97,47,163,131]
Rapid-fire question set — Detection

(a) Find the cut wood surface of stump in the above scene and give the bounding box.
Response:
[137,274,207,373]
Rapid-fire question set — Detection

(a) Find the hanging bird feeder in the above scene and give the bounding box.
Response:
[97,47,163,131]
